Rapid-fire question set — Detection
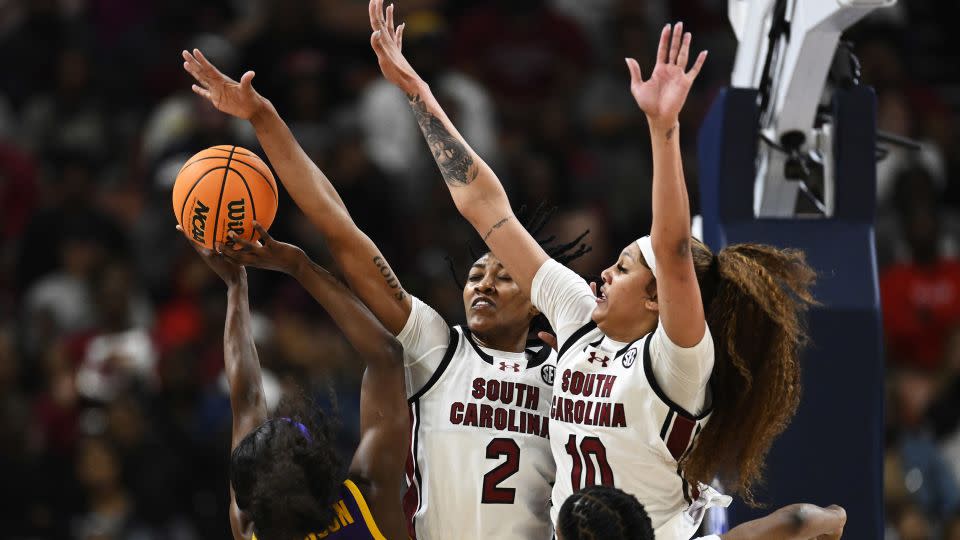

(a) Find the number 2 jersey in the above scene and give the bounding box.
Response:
[397,297,556,540]
[530,259,715,535]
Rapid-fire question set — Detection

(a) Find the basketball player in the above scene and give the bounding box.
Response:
[182,47,590,539]
[557,486,846,540]
[178,226,408,539]
[369,3,816,536]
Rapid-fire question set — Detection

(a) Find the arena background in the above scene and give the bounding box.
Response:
[0,1,957,538]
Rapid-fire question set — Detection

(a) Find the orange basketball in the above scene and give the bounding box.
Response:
[172,145,278,250]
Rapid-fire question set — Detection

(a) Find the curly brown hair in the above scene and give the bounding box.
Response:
[679,238,817,504]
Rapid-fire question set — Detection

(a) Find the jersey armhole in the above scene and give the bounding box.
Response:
[557,321,598,359]
[642,334,713,421]
[407,326,459,403]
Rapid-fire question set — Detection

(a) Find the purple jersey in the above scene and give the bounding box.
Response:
[253,479,388,540]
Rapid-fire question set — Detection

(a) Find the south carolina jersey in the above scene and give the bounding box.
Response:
[251,479,387,540]
[397,297,556,540]
[530,260,715,535]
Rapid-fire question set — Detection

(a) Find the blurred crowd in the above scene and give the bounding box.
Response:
[0,0,957,538]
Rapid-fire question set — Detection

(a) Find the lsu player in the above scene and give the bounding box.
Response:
[369,4,816,537]
[182,42,589,538]
[178,225,408,540]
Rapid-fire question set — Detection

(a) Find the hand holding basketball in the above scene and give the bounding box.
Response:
[626,22,707,131]
[369,0,419,95]
[219,222,307,276]
[182,49,267,120]
[177,225,246,285]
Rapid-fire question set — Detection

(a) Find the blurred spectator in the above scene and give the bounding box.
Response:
[68,260,156,403]
[880,167,960,371]
[450,0,590,107]
[358,9,497,201]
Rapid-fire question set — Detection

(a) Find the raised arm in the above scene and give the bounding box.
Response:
[626,23,708,347]
[221,225,409,493]
[182,49,411,335]
[178,231,266,540]
[366,0,548,293]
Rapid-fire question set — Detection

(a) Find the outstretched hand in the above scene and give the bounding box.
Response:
[177,225,246,285]
[182,49,267,120]
[625,22,707,131]
[218,222,307,276]
[368,0,420,95]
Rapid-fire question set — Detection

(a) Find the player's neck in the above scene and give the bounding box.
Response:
[471,329,527,354]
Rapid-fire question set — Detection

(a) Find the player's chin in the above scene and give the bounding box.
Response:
[590,302,608,324]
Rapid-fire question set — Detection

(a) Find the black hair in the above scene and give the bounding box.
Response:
[557,486,655,540]
[229,391,343,540]
[448,203,592,336]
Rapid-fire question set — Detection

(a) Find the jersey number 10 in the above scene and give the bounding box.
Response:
[565,435,614,491]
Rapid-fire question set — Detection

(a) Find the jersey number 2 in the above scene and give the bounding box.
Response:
[482,438,520,504]
[565,435,614,491]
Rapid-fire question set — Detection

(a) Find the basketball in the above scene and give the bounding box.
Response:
[172,145,278,250]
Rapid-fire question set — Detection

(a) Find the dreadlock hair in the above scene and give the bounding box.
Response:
[447,203,592,336]
[675,238,817,505]
[230,390,343,540]
[557,486,655,540]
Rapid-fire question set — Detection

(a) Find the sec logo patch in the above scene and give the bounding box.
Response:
[541,364,556,385]
[622,348,638,369]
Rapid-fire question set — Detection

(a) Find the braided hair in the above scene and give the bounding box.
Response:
[447,203,592,337]
[230,390,343,540]
[557,486,655,540]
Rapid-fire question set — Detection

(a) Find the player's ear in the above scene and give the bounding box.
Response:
[644,297,659,313]
[528,305,541,318]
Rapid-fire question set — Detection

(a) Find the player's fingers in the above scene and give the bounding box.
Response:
[687,50,708,80]
[656,24,671,64]
[191,84,212,100]
[377,0,386,27]
[386,3,395,37]
[396,22,405,49]
[590,281,598,296]
[240,70,256,90]
[677,32,691,69]
[368,0,379,29]
[537,331,559,352]
[625,58,643,84]
[669,22,683,64]
[252,222,272,243]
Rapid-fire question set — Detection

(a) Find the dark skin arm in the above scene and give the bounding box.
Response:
[182,48,412,336]
[221,224,409,539]
[178,227,265,540]
[722,504,846,540]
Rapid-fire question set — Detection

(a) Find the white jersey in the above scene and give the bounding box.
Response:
[530,260,715,535]
[397,296,556,540]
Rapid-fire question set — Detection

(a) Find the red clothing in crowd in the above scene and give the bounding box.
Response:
[881,259,960,370]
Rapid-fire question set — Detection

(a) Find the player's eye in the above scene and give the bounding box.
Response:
[617,264,627,274]
[498,275,513,282]
[467,274,483,282]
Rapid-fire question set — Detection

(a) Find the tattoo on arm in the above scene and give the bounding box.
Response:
[373,256,407,301]
[665,125,676,141]
[483,216,513,241]
[407,93,478,186]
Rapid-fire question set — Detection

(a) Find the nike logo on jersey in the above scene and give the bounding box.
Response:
[499,361,520,372]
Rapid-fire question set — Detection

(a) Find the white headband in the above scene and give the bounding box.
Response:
[636,236,657,278]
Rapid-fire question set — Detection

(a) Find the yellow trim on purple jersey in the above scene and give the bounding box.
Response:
[251,479,388,540]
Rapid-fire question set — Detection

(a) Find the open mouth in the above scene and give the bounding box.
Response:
[472,296,495,309]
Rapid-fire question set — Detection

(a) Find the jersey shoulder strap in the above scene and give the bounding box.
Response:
[408,325,460,403]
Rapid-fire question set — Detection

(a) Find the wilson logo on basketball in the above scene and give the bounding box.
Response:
[191,200,210,242]
[225,200,245,245]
